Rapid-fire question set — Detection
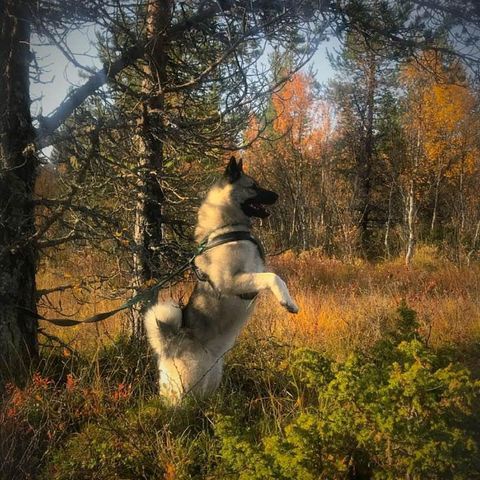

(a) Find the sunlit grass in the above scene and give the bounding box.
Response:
[4,246,475,478]
[36,245,480,358]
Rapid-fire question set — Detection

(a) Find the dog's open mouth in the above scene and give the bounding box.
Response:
[241,189,278,218]
[242,199,271,218]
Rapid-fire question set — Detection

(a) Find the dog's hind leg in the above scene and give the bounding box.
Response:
[144,301,183,357]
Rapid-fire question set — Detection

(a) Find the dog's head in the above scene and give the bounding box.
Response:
[223,156,278,219]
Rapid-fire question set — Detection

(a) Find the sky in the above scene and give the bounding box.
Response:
[31,27,103,119]
[31,27,340,133]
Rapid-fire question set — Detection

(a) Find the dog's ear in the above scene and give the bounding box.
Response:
[237,158,243,172]
[225,156,242,183]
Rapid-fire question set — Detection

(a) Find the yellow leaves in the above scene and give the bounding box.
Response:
[69,155,79,169]
[463,150,478,175]
[401,53,479,181]
[113,229,130,247]
[422,82,477,175]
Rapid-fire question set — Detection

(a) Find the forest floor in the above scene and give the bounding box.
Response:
[2,245,480,479]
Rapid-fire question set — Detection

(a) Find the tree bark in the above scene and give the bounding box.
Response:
[405,130,421,267]
[131,0,173,336]
[384,181,394,259]
[405,179,416,267]
[0,1,38,383]
[467,221,480,266]
[430,171,441,235]
[356,53,376,257]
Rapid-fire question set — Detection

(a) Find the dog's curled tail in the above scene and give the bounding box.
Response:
[144,301,183,357]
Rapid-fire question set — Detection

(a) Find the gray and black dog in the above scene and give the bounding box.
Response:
[144,157,298,403]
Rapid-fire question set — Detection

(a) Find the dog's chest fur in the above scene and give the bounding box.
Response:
[184,240,264,356]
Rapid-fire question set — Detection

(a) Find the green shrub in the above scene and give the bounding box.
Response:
[5,305,479,480]
[40,398,219,480]
[215,304,480,479]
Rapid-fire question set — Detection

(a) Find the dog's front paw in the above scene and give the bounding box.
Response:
[281,299,299,314]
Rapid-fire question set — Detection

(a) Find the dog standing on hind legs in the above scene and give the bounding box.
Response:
[144,157,299,403]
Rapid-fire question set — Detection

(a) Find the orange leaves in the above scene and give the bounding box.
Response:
[111,382,132,402]
[272,73,332,159]
[245,72,333,172]
[272,74,313,141]
[32,371,54,389]
[4,383,26,419]
[245,114,261,145]
[164,462,177,480]
[65,373,76,391]
[2,373,53,421]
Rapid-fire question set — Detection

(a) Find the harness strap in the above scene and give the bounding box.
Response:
[195,231,265,300]
[201,231,265,261]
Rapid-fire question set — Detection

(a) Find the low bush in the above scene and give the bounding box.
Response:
[0,335,155,479]
[2,305,479,479]
[40,399,216,480]
[216,304,480,479]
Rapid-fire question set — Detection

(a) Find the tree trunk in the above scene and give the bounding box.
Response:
[405,130,420,267]
[384,181,394,259]
[405,179,415,267]
[131,0,173,336]
[0,1,38,383]
[430,172,441,235]
[457,160,466,262]
[467,221,480,266]
[357,54,376,257]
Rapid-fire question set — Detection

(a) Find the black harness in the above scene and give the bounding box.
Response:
[201,230,265,260]
[193,230,265,300]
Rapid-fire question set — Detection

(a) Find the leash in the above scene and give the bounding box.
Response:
[29,229,264,328]
[28,242,208,327]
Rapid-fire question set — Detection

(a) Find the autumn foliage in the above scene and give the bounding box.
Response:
[245,73,335,250]
[243,52,480,262]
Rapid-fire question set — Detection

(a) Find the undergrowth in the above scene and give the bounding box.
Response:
[1,303,479,479]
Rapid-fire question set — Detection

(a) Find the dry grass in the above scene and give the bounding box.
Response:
[37,249,132,351]
[2,245,479,479]
[37,245,480,361]
[246,245,480,360]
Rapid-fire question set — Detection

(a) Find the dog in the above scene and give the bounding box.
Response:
[144,156,299,403]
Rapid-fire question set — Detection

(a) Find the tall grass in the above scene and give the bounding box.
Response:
[2,245,479,479]
[38,245,480,355]
[249,246,480,357]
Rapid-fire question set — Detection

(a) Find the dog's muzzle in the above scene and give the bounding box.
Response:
[241,188,278,218]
